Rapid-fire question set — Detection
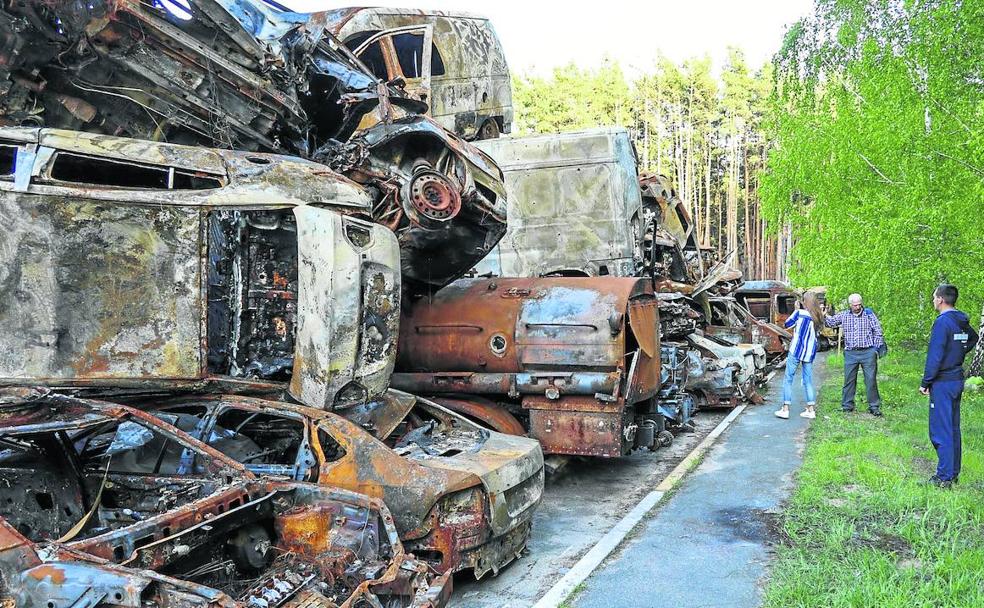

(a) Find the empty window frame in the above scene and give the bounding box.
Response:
[391,32,445,78]
[0,145,16,176]
[48,152,223,190]
[211,410,304,467]
[777,295,797,316]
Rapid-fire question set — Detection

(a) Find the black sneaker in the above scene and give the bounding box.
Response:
[842,407,855,413]
[928,475,953,489]
[869,409,883,417]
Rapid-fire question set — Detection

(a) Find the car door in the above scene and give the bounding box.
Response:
[353,25,435,107]
[203,405,317,481]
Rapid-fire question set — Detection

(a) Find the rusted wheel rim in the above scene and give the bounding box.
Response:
[408,170,462,222]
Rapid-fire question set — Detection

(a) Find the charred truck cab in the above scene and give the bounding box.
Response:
[392,277,692,457]
[328,7,513,141]
[473,128,642,278]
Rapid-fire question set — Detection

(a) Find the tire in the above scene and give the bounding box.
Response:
[476,119,500,140]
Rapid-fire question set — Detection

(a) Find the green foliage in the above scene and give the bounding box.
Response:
[764,350,984,607]
[761,0,984,344]
[511,54,775,272]
[511,58,632,135]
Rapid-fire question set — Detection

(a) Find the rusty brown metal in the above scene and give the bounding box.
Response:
[0,393,452,607]
[393,276,676,457]
[428,396,527,436]
[524,396,629,458]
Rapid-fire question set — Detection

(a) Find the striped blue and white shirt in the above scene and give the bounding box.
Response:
[785,309,818,363]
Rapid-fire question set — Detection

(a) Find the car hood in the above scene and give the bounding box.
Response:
[390,393,543,536]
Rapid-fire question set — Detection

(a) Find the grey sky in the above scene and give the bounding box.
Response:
[287,1,815,76]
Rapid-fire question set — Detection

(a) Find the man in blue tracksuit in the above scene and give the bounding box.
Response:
[919,284,979,488]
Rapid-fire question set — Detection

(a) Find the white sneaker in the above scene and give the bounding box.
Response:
[774,409,790,419]
[800,410,816,419]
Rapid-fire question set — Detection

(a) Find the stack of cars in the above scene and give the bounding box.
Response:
[0,2,789,603]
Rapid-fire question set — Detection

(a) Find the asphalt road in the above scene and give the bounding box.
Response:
[451,409,729,607]
[570,359,826,608]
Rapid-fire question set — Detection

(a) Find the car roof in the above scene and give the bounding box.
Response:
[0,396,121,435]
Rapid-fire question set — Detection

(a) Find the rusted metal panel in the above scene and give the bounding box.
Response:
[525,399,629,458]
[397,277,651,377]
[290,208,400,409]
[428,396,526,436]
[0,393,451,607]
[0,196,203,381]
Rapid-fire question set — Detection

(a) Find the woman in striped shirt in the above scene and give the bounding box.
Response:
[775,296,822,419]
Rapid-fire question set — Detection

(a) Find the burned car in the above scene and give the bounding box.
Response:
[328,7,513,140]
[0,391,450,607]
[0,127,543,578]
[392,277,694,457]
[0,127,399,409]
[135,392,543,578]
[704,296,791,365]
[0,0,507,292]
[735,280,799,327]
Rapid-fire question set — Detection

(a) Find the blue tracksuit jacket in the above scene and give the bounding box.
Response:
[921,310,979,389]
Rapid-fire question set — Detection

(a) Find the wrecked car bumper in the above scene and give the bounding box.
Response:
[386,393,544,579]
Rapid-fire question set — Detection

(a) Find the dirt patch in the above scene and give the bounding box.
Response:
[851,529,914,557]
[826,497,848,507]
[712,507,788,546]
[910,456,935,475]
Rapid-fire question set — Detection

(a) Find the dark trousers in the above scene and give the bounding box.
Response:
[929,380,963,481]
[842,347,881,411]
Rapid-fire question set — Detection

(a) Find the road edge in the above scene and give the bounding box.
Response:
[532,404,748,608]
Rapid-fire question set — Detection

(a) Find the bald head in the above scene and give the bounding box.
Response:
[848,293,863,314]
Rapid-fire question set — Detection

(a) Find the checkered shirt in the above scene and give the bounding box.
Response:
[825,308,885,350]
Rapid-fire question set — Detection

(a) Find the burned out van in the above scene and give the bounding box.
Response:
[0,127,400,409]
[474,128,644,277]
[328,7,513,140]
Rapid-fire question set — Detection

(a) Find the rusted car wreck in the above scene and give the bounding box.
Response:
[389,128,781,458]
[392,277,688,457]
[0,0,508,293]
[468,128,777,403]
[0,392,450,607]
[0,127,544,581]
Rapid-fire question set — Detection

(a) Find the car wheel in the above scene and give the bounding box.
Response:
[477,119,500,140]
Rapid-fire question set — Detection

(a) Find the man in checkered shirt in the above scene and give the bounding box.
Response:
[825,293,886,415]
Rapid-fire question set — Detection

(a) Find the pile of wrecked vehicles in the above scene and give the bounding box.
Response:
[392,127,791,459]
[0,0,790,604]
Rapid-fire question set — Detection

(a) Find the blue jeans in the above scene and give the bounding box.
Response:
[782,356,816,405]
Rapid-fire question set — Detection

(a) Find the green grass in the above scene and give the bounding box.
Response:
[763,350,984,608]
